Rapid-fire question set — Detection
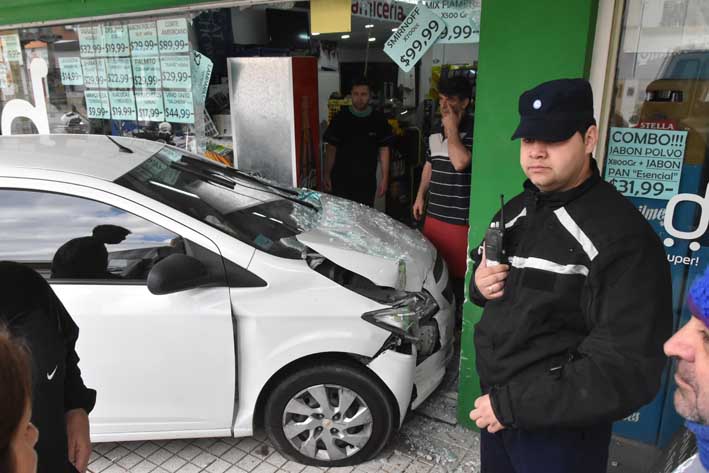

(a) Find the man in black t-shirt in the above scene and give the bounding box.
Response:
[323,78,394,206]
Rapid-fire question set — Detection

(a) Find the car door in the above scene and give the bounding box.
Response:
[0,180,236,440]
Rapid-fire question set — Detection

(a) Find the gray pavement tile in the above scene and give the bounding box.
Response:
[136,442,162,459]
[192,451,218,468]
[88,454,113,473]
[252,432,268,442]
[117,452,144,469]
[176,444,203,462]
[164,440,190,454]
[265,451,288,468]
[102,465,128,473]
[221,446,248,464]
[152,468,170,473]
[402,460,434,473]
[280,460,307,473]
[194,437,220,450]
[236,454,263,472]
[430,425,478,451]
[380,451,414,473]
[221,437,243,446]
[95,443,119,456]
[251,462,278,473]
[105,446,131,462]
[147,448,174,466]
[300,467,324,473]
[130,460,160,473]
[224,467,250,473]
[206,458,234,473]
[176,463,202,473]
[208,441,234,457]
[121,441,146,452]
[325,467,354,473]
[161,455,188,473]
[90,450,103,463]
[237,438,262,453]
[251,443,274,461]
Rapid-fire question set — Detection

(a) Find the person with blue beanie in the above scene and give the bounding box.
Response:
[665,267,709,472]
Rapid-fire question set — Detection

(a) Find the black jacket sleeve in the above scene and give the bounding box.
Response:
[491,234,673,429]
[323,111,344,146]
[468,237,487,307]
[53,294,96,414]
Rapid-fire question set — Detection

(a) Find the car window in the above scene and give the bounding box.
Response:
[0,189,183,282]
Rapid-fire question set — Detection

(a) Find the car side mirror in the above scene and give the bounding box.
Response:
[147,254,210,295]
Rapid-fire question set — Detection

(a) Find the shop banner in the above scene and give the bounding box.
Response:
[109,90,137,120]
[425,1,480,44]
[1,34,23,64]
[129,22,159,57]
[163,90,194,124]
[106,57,133,88]
[78,25,103,58]
[605,127,688,201]
[85,90,111,119]
[157,18,189,54]
[160,55,192,89]
[384,5,444,73]
[351,1,411,23]
[190,51,213,106]
[58,57,84,86]
[132,56,162,89]
[102,24,130,57]
[135,90,165,122]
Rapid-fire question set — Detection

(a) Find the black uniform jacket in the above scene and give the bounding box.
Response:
[469,162,672,430]
[0,261,96,473]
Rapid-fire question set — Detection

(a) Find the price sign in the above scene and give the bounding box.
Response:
[129,22,159,57]
[605,127,688,201]
[157,18,189,54]
[191,50,213,106]
[0,63,8,89]
[102,24,130,57]
[132,56,162,89]
[81,59,99,88]
[160,55,191,89]
[58,57,84,86]
[109,90,137,120]
[135,91,165,122]
[1,34,23,64]
[384,5,444,73]
[426,1,480,44]
[95,58,108,88]
[163,90,194,124]
[106,57,133,88]
[85,90,111,119]
[78,25,104,57]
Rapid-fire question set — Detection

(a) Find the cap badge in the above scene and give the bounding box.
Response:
[533,99,542,110]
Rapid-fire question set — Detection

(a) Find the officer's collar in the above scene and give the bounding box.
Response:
[523,157,601,206]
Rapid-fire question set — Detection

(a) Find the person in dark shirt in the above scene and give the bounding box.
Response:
[413,76,474,287]
[323,78,394,206]
[0,261,96,473]
[51,225,130,279]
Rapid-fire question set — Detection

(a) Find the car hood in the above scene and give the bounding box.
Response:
[295,194,436,291]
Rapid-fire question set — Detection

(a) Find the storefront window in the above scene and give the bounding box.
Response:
[604,0,709,446]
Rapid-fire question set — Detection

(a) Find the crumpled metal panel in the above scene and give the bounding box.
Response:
[228,57,296,186]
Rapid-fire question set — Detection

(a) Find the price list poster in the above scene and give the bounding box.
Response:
[64,17,196,125]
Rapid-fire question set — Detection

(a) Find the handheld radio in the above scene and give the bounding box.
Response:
[485,194,506,266]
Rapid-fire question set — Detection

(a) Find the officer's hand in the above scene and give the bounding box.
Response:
[474,247,509,300]
[470,394,506,433]
[66,408,91,473]
[413,196,425,221]
[323,175,332,192]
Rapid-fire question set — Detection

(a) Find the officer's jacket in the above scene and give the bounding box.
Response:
[470,162,672,429]
[0,261,96,473]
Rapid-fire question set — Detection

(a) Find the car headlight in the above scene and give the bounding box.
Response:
[361,291,439,342]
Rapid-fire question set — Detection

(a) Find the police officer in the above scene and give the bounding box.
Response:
[323,78,394,206]
[468,79,672,472]
[0,261,96,473]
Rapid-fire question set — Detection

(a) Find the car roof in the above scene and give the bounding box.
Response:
[0,134,163,181]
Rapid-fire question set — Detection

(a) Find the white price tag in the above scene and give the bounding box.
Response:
[103,24,131,57]
[426,1,479,44]
[135,91,165,122]
[106,57,133,88]
[160,55,192,89]
[129,22,159,57]
[132,56,162,89]
[1,34,23,64]
[59,57,84,86]
[384,6,444,73]
[109,90,137,120]
[163,90,194,124]
[157,18,190,54]
[78,25,104,57]
[85,90,111,119]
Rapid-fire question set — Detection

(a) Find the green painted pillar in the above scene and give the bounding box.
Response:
[457,0,599,428]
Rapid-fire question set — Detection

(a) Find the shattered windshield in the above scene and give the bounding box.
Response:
[115,145,321,258]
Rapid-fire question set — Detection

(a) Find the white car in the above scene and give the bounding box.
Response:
[0,134,455,467]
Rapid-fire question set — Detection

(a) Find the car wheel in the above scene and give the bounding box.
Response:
[264,360,396,467]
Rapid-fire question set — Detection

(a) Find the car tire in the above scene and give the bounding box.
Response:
[264,360,396,467]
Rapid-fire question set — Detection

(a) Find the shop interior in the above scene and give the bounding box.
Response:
[0,1,480,226]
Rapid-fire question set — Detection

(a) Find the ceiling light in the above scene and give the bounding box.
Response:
[365,24,374,29]
[391,28,398,32]
[368,37,376,42]
[312,32,321,36]
[341,34,350,39]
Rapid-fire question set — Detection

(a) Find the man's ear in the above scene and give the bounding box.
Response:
[462,98,471,110]
[584,125,598,154]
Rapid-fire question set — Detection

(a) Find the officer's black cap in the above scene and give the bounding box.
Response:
[511,78,596,142]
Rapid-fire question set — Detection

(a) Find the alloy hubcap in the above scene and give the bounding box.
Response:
[282,384,373,461]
